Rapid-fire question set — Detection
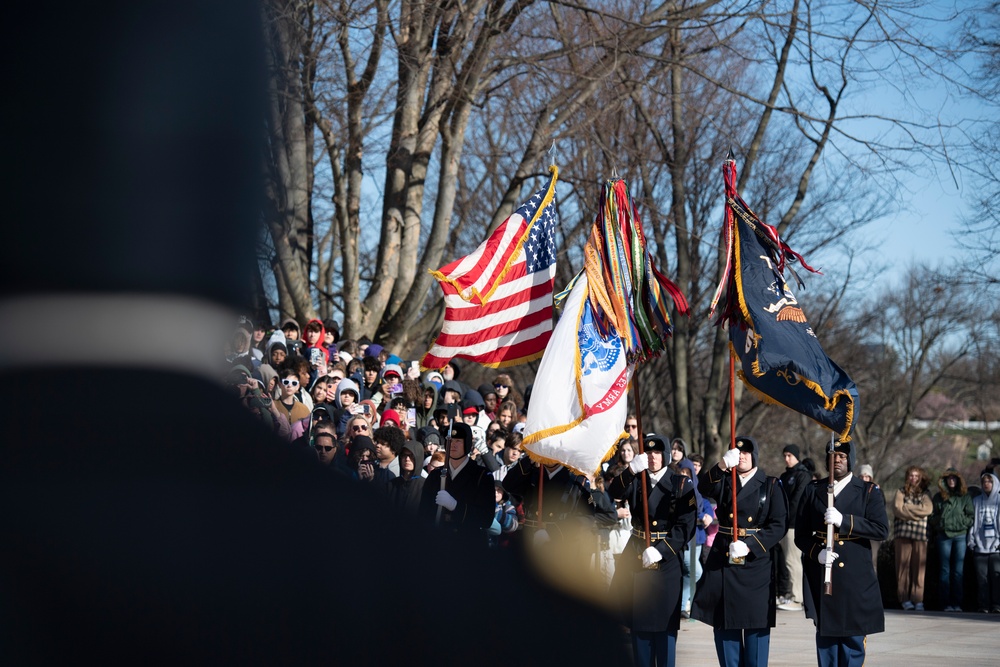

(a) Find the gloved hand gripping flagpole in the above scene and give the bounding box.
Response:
[728,353,743,565]
[436,450,448,526]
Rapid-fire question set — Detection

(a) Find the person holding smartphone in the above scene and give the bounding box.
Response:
[303,319,330,367]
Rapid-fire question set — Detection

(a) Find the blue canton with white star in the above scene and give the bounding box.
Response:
[519,192,557,274]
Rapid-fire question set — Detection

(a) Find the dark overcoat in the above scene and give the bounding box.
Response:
[607,468,696,633]
[691,464,787,629]
[502,459,617,531]
[794,476,888,637]
[419,460,495,539]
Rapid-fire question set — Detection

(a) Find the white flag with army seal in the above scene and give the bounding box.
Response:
[521,274,632,476]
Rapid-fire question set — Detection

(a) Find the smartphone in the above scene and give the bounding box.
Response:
[388,383,402,394]
[407,408,416,427]
[362,404,371,415]
[309,347,323,365]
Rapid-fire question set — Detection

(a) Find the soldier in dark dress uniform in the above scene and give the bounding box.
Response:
[692,436,787,667]
[420,422,495,541]
[607,435,696,667]
[502,455,618,543]
[795,440,888,667]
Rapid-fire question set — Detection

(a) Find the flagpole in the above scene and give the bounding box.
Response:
[729,352,742,564]
[824,431,836,595]
[436,455,448,526]
[633,371,652,549]
[537,463,545,532]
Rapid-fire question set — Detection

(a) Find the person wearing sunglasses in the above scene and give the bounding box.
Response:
[313,430,339,468]
[491,373,523,412]
[625,415,639,438]
[275,368,311,426]
[342,416,371,448]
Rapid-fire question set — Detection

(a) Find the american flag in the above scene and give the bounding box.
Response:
[421,168,559,370]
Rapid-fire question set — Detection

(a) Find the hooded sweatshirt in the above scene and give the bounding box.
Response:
[440,380,464,404]
[931,469,974,538]
[262,330,287,370]
[387,440,425,516]
[333,377,362,438]
[969,473,1000,554]
[304,318,330,366]
[416,381,439,428]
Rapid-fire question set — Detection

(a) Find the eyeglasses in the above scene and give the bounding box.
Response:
[383,420,397,427]
[351,424,369,432]
[627,423,638,430]
[329,375,344,382]
[494,383,508,390]
[282,378,299,387]
[314,443,334,453]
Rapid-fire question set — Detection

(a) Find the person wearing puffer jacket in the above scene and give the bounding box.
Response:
[969,472,1000,613]
[930,468,974,611]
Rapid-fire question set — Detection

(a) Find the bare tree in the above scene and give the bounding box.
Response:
[846,265,979,479]
[257,1,984,470]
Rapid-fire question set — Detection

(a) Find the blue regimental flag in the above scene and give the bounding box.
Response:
[713,157,858,441]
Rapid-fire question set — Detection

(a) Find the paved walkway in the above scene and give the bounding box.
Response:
[673,608,999,666]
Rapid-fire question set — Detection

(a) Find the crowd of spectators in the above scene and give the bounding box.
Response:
[223,315,1000,618]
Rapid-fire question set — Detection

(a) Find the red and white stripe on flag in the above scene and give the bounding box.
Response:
[421,167,558,370]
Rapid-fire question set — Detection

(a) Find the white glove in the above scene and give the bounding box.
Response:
[533,529,551,547]
[729,540,750,559]
[824,507,843,527]
[642,546,662,568]
[435,490,458,512]
[818,548,839,565]
[629,454,649,475]
[722,448,741,470]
